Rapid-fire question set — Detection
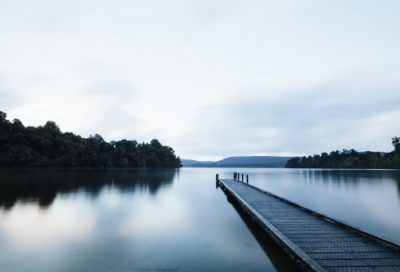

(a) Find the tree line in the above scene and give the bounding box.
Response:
[0,111,181,168]
[285,137,400,169]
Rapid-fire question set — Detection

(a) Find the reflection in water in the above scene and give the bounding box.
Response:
[0,168,289,272]
[1,168,400,272]
[314,169,400,182]
[0,168,178,210]
[305,169,400,200]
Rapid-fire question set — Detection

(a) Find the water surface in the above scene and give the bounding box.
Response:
[0,168,399,271]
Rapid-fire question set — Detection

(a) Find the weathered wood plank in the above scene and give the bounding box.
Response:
[317,259,371,267]
[294,242,382,248]
[327,268,400,272]
[308,251,400,260]
[291,238,368,243]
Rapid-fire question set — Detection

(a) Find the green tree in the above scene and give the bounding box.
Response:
[0,111,181,168]
[44,121,61,135]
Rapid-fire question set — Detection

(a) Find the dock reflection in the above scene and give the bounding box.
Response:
[222,187,301,272]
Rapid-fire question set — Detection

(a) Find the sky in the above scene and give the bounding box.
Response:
[1,0,400,161]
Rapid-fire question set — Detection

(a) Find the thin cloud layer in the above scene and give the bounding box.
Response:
[0,0,399,160]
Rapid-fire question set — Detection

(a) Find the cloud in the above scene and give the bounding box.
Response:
[175,69,400,160]
[1,0,400,159]
[84,107,140,141]
[0,78,22,111]
[85,80,135,100]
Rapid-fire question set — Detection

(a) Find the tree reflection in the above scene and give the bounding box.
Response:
[0,168,178,210]
[303,169,400,186]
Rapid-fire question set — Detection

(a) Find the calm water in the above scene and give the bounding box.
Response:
[0,168,399,272]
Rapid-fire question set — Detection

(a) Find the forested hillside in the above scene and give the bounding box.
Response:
[182,156,293,167]
[285,138,400,169]
[0,111,181,168]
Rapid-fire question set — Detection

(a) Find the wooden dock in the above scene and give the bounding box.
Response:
[217,176,400,272]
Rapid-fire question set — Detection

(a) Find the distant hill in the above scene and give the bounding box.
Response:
[182,156,294,168]
[217,156,293,167]
[180,159,213,167]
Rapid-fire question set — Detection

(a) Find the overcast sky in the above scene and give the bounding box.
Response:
[1,0,400,161]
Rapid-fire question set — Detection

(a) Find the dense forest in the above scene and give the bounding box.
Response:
[0,111,181,168]
[285,137,400,169]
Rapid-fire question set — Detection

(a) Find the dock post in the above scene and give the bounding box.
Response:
[216,174,219,181]
[234,172,236,179]
[242,174,244,182]
[246,175,248,183]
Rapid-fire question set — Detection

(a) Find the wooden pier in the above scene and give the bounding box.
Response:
[217,175,400,272]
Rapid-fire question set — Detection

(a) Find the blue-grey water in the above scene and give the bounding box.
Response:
[0,168,399,272]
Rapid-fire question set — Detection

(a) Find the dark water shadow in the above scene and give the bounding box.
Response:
[0,168,179,210]
[223,191,301,272]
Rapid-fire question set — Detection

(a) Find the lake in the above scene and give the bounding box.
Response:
[0,168,399,272]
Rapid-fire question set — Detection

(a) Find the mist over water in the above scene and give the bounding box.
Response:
[0,168,399,271]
